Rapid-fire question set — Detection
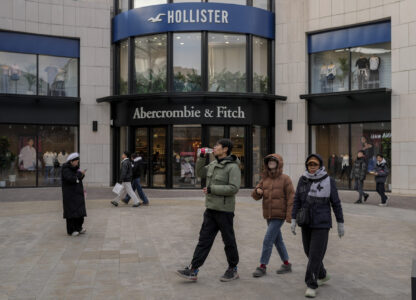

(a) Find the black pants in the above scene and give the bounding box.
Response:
[301,227,329,289]
[354,179,368,200]
[66,217,84,235]
[376,182,387,203]
[191,209,239,269]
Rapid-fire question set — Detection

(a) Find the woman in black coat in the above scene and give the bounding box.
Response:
[290,154,344,298]
[61,152,87,236]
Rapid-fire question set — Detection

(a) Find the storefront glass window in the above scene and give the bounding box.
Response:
[253,0,268,10]
[351,43,391,90]
[151,127,166,187]
[311,124,350,189]
[230,126,245,187]
[0,51,36,95]
[38,56,78,97]
[134,34,167,93]
[172,125,201,188]
[0,125,78,188]
[173,33,202,92]
[351,122,391,191]
[253,37,268,93]
[208,33,246,92]
[252,126,268,186]
[310,49,350,93]
[208,126,225,148]
[134,128,149,187]
[208,0,246,5]
[119,0,129,13]
[134,0,166,8]
[119,40,129,95]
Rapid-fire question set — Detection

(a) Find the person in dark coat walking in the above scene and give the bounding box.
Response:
[122,152,149,205]
[291,154,344,298]
[61,152,87,236]
[374,154,389,207]
[351,150,369,204]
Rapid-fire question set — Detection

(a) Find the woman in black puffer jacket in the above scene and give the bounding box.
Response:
[290,154,344,298]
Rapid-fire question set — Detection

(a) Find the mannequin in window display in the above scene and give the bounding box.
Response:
[44,65,59,95]
[10,63,21,93]
[326,62,336,92]
[179,157,195,183]
[327,153,339,177]
[368,55,381,88]
[19,138,36,171]
[355,55,369,90]
[339,154,351,181]
[1,64,10,93]
[320,64,327,92]
[43,151,56,183]
[52,68,66,96]
[57,150,68,167]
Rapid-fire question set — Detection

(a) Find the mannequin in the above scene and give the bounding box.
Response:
[44,65,59,95]
[320,64,327,92]
[53,68,66,96]
[19,138,36,171]
[369,55,381,88]
[327,153,338,177]
[326,62,336,92]
[1,64,10,93]
[57,150,68,166]
[10,63,21,93]
[43,151,56,183]
[339,154,350,181]
[355,55,369,90]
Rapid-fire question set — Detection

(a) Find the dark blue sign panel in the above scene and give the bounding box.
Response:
[113,3,275,42]
[308,21,391,53]
[0,31,79,58]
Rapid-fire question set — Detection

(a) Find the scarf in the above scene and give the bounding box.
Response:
[303,167,331,202]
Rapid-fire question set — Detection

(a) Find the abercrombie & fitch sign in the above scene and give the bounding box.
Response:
[133,105,246,120]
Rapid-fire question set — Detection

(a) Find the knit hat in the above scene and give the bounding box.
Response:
[66,152,80,162]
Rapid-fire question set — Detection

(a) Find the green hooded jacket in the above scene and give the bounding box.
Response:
[196,154,241,212]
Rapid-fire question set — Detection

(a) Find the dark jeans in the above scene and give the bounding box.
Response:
[376,182,388,203]
[124,177,149,204]
[66,217,84,235]
[302,227,329,289]
[191,209,239,269]
[354,179,368,200]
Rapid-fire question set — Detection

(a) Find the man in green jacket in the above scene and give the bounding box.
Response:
[176,138,241,282]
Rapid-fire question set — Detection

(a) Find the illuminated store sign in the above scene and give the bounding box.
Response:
[113,3,275,42]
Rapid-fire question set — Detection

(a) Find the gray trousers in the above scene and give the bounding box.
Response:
[354,179,368,200]
[113,182,140,205]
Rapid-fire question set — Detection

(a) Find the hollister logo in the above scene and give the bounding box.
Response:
[148,9,229,24]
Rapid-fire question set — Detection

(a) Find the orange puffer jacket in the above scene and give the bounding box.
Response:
[251,154,295,223]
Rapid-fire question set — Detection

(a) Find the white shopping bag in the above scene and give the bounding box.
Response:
[112,183,124,195]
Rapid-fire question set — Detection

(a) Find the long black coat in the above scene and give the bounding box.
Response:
[61,162,87,219]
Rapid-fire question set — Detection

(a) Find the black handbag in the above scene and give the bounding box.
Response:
[296,197,313,227]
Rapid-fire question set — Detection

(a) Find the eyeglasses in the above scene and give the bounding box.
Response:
[307,162,319,167]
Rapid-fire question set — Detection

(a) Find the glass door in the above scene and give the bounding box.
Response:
[230,126,245,187]
[151,127,167,187]
[134,127,149,187]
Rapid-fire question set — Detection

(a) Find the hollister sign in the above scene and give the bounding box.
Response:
[133,105,246,120]
[113,3,275,42]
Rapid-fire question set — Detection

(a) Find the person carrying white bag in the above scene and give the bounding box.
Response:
[111,151,141,208]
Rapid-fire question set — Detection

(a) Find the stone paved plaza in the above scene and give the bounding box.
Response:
[0,189,415,300]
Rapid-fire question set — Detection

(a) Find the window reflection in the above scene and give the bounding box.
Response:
[39,55,78,97]
[253,0,268,10]
[173,33,202,92]
[253,37,268,93]
[119,40,129,95]
[208,33,246,92]
[134,34,167,93]
[230,126,245,187]
[119,0,129,13]
[252,126,267,186]
[0,52,36,95]
[209,0,246,5]
[134,0,166,9]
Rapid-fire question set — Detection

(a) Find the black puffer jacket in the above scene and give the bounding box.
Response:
[61,162,86,219]
[119,158,133,182]
[292,154,344,229]
[374,159,389,184]
[350,157,367,181]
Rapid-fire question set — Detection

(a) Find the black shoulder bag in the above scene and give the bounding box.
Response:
[296,197,313,227]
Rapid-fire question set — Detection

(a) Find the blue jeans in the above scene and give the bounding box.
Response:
[124,177,149,204]
[260,219,289,265]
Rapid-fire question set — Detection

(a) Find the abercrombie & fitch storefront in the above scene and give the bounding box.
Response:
[98,0,284,188]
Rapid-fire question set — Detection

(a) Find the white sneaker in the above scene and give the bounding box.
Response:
[378,203,387,207]
[305,288,316,298]
[317,274,331,286]
[71,231,79,236]
[79,228,86,234]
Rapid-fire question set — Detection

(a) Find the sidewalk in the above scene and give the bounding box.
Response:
[1,187,415,210]
[0,190,414,299]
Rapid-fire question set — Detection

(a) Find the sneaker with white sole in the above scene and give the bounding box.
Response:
[317,274,330,286]
[79,228,86,234]
[276,263,292,274]
[111,200,118,207]
[220,267,239,282]
[176,266,198,281]
[305,288,316,298]
[71,231,79,236]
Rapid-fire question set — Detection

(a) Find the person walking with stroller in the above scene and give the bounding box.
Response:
[176,139,241,282]
[111,151,141,207]
[291,154,344,298]
[351,150,369,204]
[251,154,295,277]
